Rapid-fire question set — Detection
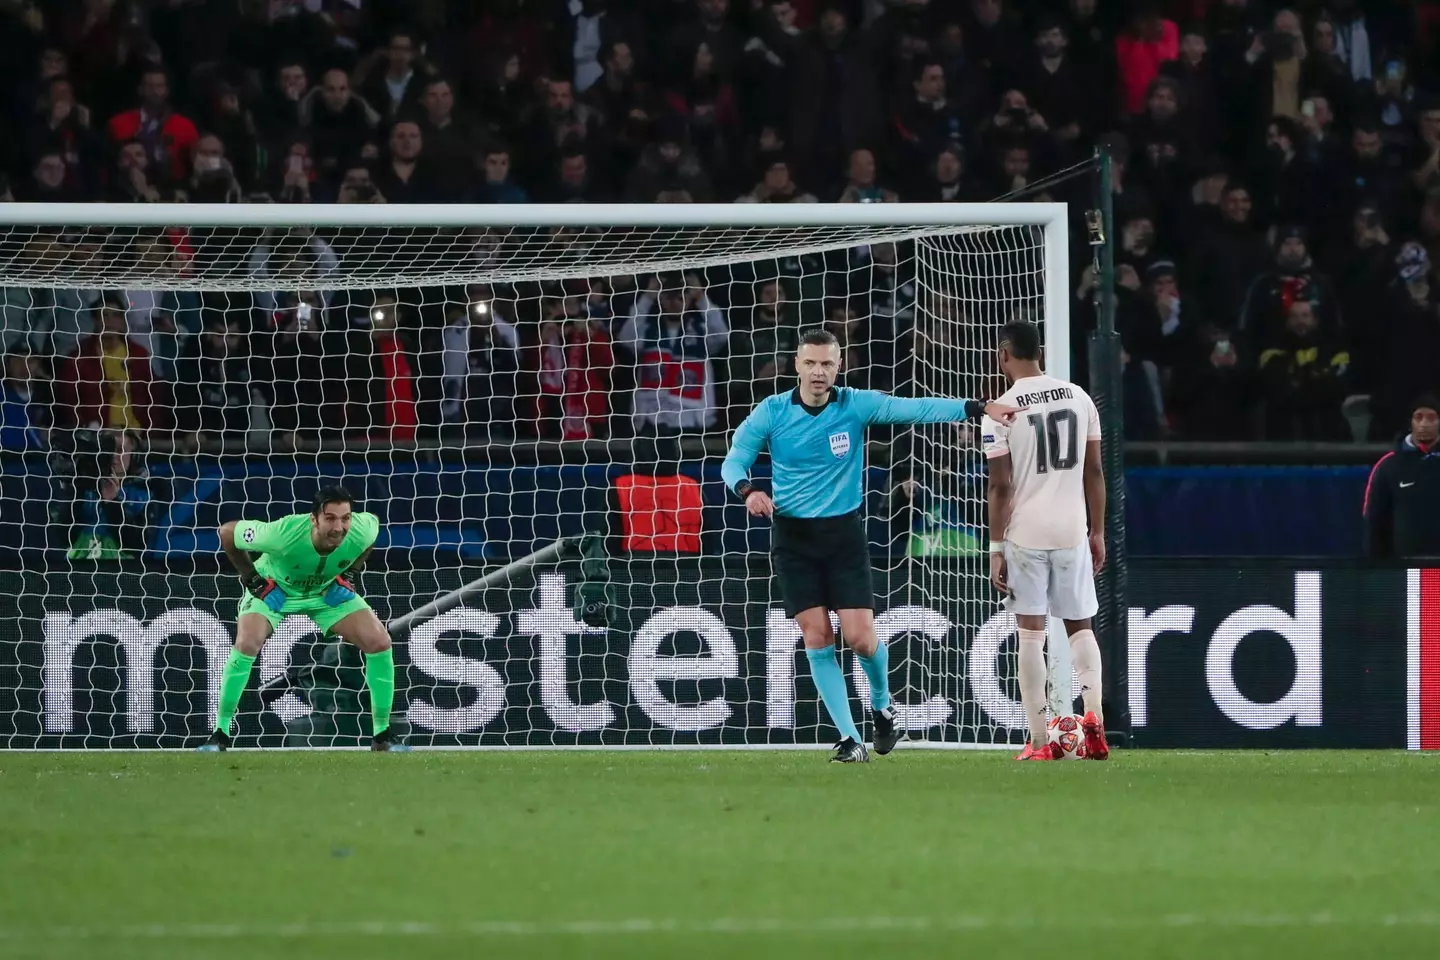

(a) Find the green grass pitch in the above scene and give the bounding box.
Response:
[2,750,1438,960]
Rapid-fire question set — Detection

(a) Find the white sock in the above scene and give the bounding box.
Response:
[1069,629,1103,719]
[1017,628,1049,747]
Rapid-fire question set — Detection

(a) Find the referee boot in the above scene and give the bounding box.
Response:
[829,737,869,763]
[872,704,902,756]
[371,728,412,752]
[196,730,232,752]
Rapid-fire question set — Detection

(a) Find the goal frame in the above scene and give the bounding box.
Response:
[1,200,1078,746]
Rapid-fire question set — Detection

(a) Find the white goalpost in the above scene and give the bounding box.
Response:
[0,201,1075,749]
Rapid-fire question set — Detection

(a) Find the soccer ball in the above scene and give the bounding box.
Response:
[1046,714,1088,760]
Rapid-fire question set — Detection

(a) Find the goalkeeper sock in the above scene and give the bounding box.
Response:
[1017,628,1049,746]
[1069,629,1104,720]
[806,647,861,744]
[365,648,396,737]
[214,648,257,736]
[856,642,892,712]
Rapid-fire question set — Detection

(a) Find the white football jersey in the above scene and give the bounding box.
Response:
[981,375,1101,550]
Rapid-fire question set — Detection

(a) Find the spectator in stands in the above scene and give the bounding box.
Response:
[737,156,816,203]
[892,59,966,196]
[1127,77,1195,208]
[1327,203,1395,393]
[1019,18,1087,153]
[67,428,168,560]
[261,59,309,144]
[26,77,101,199]
[421,77,481,186]
[1172,322,1257,440]
[358,29,432,122]
[546,146,606,202]
[187,134,244,204]
[619,273,729,434]
[56,295,168,432]
[531,297,615,440]
[374,119,447,204]
[1122,260,1194,373]
[1186,182,1271,329]
[838,148,898,204]
[1258,299,1352,441]
[108,138,178,203]
[106,67,198,185]
[927,144,972,202]
[22,150,86,203]
[0,347,49,451]
[1159,23,1221,157]
[626,120,714,203]
[1332,120,1407,230]
[1365,395,1440,559]
[262,295,339,448]
[301,68,381,179]
[825,299,870,388]
[175,313,253,449]
[1254,117,1314,230]
[731,278,799,405]
[1116,212,1161,278]
[665,38,742,176]
[476,145,528,204]
[202,82,262,195]
[440,293,519,433]
[1409,103,1440,196]
[1378,243,1440,437]
[1115,7,1178,117]
[1239,225,1341,345]
[527,79,603,193]
[355,293,419,442]
[585,40,651,128]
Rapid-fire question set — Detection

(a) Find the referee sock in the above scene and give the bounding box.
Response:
[1017,629,1049,747]
[214,648,257,737]
[856,642,892,712]
[1068,629,1104,720]
[364,649,396,737]
[805,647,861,744]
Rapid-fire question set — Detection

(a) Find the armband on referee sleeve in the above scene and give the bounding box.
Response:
[734,480,758,501]
[964,399,985,421]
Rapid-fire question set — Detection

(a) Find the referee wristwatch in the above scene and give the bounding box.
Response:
[964,399,987,421]
[734,480,759,501]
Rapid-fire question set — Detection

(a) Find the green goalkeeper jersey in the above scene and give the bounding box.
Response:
[233,512,380,597]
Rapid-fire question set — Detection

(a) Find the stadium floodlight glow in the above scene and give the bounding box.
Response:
[0,201,1076,747]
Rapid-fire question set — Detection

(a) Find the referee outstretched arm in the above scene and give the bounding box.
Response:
[720,328,1019,762]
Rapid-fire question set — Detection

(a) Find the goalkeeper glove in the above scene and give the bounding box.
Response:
[245,574,287,613]
[323,575,358,607]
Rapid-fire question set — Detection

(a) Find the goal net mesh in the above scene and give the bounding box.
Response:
[0,213,1066,748]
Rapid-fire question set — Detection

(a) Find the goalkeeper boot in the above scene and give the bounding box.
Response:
[196,730,232,753]
[1015,741,1061,761]
[872,704,902,756]
[1081,711,1110,761]
[371,729,412,753]
[829,737,869,763]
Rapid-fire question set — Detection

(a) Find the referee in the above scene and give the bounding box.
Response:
[722,328,1020,761]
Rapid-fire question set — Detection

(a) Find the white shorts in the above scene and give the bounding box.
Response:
[1003,541,1098,620]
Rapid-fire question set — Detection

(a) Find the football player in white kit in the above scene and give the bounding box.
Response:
[981,321,1110,761]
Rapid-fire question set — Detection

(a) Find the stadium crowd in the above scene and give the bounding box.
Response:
[0,0,1439,457]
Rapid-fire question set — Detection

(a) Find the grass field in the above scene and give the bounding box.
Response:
[2,749,1438,960]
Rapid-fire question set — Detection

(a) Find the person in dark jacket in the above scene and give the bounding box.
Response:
[1365,395,1440,559]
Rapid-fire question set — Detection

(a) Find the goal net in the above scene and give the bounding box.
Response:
[0,202,1073,749]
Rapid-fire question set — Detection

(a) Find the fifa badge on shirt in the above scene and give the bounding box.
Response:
[828,432,851,458]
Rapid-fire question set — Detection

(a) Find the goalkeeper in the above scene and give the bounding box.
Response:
[722,328,1019,762]
[197,486,405,752]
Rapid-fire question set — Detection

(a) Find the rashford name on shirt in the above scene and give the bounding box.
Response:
[1011,386,1074,408]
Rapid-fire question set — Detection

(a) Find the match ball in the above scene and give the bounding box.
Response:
[1046,714,1088,760]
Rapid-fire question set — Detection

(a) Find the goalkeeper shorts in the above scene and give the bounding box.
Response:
[237,591,373,636]
[771,511,875,618]
[1002,541,1098,621]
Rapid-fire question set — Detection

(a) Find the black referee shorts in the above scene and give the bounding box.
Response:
[771,511,875,618]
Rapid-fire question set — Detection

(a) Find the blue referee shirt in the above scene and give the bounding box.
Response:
[721,387,980,518]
